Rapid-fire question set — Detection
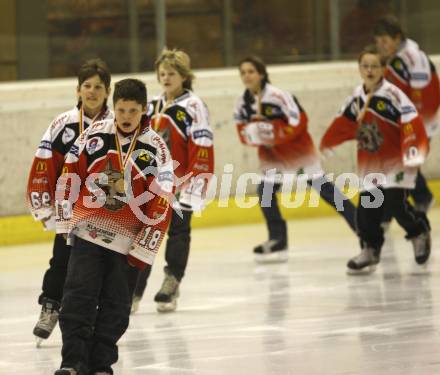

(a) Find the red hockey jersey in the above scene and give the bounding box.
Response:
[320,80,429,191]
[26,105,113,229]
[55,118,174,268]
[234,83,323,181]
[147,90,214,211]
[384,38,440,137]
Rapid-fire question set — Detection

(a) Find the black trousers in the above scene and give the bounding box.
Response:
[39,233,71,304]
[257,176,357,244]
[383,170,433,223]
[59,237,131,375]
[130,210,193,298]
[412,169,433,205]
[358,188,430,255]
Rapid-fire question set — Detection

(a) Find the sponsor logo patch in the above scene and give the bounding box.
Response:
[62,128,76,144]
[39,140,52,151]
[35,161,47,173]
[193,129,213,140]
[86,137,104,155]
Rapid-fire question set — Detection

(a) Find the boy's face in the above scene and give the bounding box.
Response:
[158,63,186,98]
[359,53,384,89]
[239,62,264,93]
[114,99,145,133]
[375,35,401,59]
[77,74,110,115]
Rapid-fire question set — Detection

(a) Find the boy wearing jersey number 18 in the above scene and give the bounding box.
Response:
[53,79,173,375]
[26,59,113,347]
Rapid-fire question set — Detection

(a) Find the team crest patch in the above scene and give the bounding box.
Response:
[356,121,384,152]
[62,128,76,144]
[86,137,104,155]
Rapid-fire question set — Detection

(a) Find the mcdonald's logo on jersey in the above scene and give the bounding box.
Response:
[61,166,69,175]
[403,123,414,135]
[412,90,422,99]
[197,148,209,160]
[36,161,47,173]
[157,196,168,207]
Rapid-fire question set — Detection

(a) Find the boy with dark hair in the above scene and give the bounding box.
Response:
[374,15,440,213]
[27,58,113,346]
[321,45,431,274]
[53,78,173,375]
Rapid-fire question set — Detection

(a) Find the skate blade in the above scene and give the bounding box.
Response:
[346,264,377,275]
[156,301,177,313]
[130,298,141,314]
[255,251,288,264]
[35,336,44,348]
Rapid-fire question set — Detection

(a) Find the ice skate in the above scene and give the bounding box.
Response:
[253,239,288,264]
[347,247,379,275]
[33,297,60,347]
[154,270,180,313]
[54,368,77,375]
[411,231,431,265]
[414,197,435,213]
[130,295,142,314]
[380,220,392,234]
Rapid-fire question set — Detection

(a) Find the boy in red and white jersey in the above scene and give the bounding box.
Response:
[130,48,214,314]
[374,15,439,212]
[320,45,431,274]
[26,58,113,346]
[53,79,173,375]
[235,56,357,263]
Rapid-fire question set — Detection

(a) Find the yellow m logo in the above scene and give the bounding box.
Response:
[197,148,209,160]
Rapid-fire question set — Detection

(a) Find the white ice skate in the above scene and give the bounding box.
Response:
[346,247,379,275]
[154,270,180,313]
[130,295,142,314]
[411,231,431,265]
[33,298,60,348]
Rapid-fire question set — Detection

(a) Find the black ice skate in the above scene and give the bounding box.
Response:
[54,368,77,375]
[33,297,60,347]
[411,231,431,265]
[253,239,288,263]
[347,247,379,274]
[154,269,180,313]
[130,294,142,314]
[414,196,435,213]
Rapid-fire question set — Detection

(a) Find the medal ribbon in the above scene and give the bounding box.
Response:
[79,105,106,133]
[356,91,373,124]
[153,95,172,132]
[114,126,141,172]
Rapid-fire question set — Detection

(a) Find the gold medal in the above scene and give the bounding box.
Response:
[115,178,125,194]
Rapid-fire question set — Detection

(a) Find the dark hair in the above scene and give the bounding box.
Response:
[239,56,270,113]
[373,15,406,40]
[238,55,270,88]
[113,79,147,107]
[78,58,111,89]
[358,44,387,67]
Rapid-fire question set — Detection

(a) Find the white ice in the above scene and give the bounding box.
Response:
[1,209,440,375]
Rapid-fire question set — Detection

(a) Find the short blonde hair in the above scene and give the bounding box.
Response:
[155,48,195,90]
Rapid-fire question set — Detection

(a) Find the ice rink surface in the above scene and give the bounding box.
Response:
[1,209,440,375]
